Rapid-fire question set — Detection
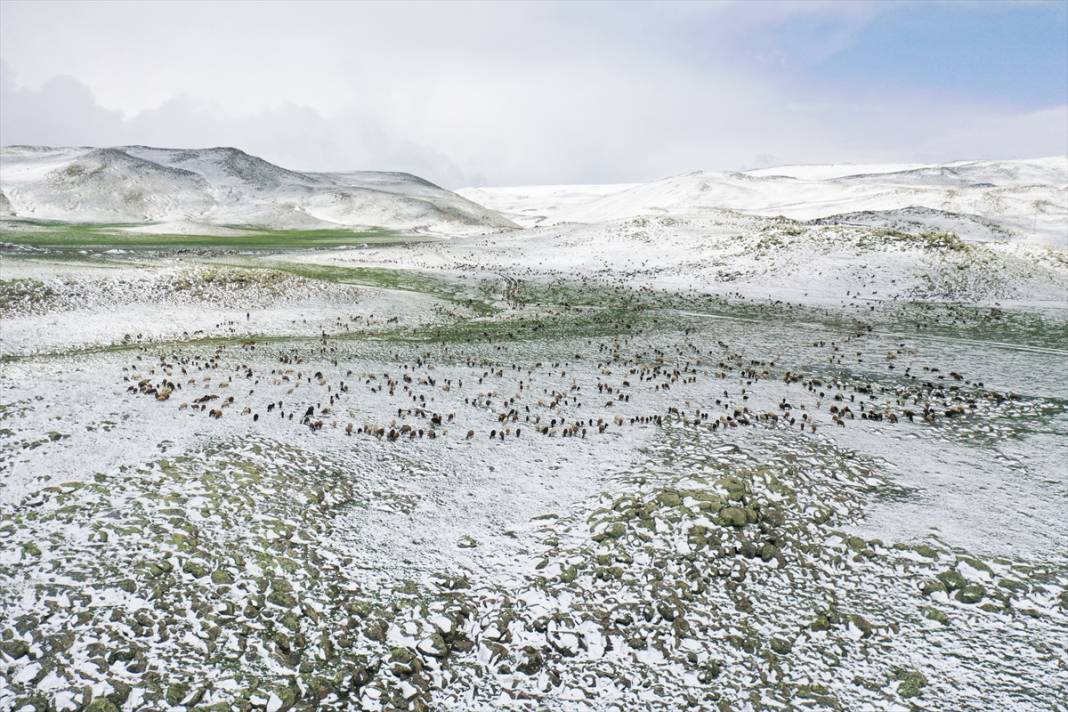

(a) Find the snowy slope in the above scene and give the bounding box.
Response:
[0,145,517,234]
[457,183,638,227]
[461,157,1068,246]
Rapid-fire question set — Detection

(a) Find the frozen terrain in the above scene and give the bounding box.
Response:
[459,156,1068,247]
[0,146,517,235]
[1,150,1066,711]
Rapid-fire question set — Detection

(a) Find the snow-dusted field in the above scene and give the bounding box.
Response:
[1,153,1066,711]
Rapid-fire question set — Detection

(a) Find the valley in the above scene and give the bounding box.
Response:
[1,150,1066,711]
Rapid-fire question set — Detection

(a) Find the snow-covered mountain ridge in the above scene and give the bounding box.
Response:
[460,157,1068,247]
[0,145,517,234]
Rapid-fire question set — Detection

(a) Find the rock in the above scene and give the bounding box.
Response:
[364,618,389,643]
[106,680,132,706]
[165,682,190,706]
[718,507,747,527]
[936,568,966,591]
[84,700,121,712]
[657,491,682,507]
[894,668,927,698]
[920,579,947,597]
[810,614,832,632]
[417,633,449,659]
[770,637,793,655]
[0,639,30,659]
[182,559,210,578]
[846,614,873,638]
[719,476,747,501]
[268,686,299,711]
[956,583,985,604]
[516,646,543,675]
[267,590,298,608]
[211,568,235,585]
[697,661,721,683]
[389,646,422,676]
[922,606,949,625]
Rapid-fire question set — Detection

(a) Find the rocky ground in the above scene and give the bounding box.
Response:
[1,221,1066,711]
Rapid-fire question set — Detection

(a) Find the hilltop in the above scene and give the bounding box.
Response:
[459,157,1068,247]
[0,145,517,235]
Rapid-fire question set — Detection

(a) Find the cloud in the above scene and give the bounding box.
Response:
[0,62,475,186]
[0,61,125,146]
[1,3,1065,187]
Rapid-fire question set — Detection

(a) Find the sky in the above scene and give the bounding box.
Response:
[0,0,1066,187]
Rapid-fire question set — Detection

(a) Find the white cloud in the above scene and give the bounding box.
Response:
[1,2,1064,187]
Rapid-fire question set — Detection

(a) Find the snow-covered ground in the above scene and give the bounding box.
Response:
[0,146,517,234]
[1,152,1066,711]
[460,156,1068,247]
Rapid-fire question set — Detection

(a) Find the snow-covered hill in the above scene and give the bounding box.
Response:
[460,157,1068,247]
[0,145,517,234]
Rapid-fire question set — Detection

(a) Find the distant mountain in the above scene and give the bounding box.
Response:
[460,157,1068,247]
[0,145,518,234]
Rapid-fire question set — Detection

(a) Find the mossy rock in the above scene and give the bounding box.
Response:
[957,555,993,575]
[418,633,449,658]
[267,590,298,608]
[271,686,300,709]
[718,507,747,527]
[389,646,422,676]
[516,645,544,675]
[211,568,235,585]
[718,476,747,501]
[794,684,840,709]
[920,579,947,597]
[922,606,949,626]
[181,559,210,578]
[809,614,832,632]
[845,536,867,553]
[281,613,302,631]
[936,568,967,591]
[0,637,30,659]
[956,583,985,604]
[165,682,190,706]
[893,668,927,698]
[846,614,873,638]
[102,680,132,707]
[84,700,121,712]
[656,491,683,507]
[697,661,721,683]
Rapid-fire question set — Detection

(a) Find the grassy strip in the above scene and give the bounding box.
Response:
[513,278,1068,351]
[0,220,424,252]
[236,261,500,316]
[0,302,661,364]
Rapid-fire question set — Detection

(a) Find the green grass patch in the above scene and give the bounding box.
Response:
[223,261,501,316]
[0,219,425,253]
